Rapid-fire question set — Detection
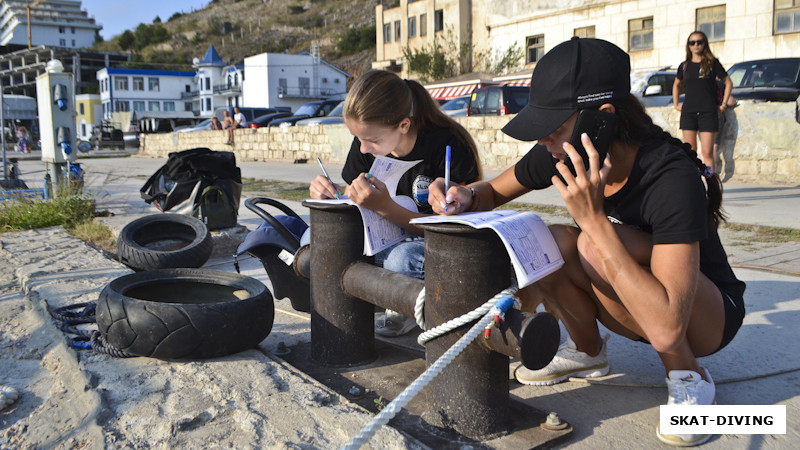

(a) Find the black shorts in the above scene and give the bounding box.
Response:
[680,110,719,132]
[631,290,744,355]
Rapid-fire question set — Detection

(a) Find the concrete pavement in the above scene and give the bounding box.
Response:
[3,153,799,448]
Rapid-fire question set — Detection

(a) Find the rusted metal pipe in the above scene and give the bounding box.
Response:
[418,222,514,439]
[340,261,424,318]
[292,244,311,280]
[480,309,560,370]
[303,202,375,366]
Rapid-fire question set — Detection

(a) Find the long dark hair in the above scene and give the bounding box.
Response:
[613,94,726,228]
[684,30,717,78]
[344,69,482,180]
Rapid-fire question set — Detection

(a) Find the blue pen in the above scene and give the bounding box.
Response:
[444,145,451,212]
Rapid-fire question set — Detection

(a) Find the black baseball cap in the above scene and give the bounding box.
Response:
[502,37,631,142]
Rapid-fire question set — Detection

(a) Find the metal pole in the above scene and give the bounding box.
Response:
[1,76,6,183]
[304,202,376,366]
[420,222,514,439]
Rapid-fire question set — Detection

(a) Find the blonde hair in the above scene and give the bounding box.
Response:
[344,70,482,180]
[684,31,717,78]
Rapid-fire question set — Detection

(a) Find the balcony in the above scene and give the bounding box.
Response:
[277,87,339,99]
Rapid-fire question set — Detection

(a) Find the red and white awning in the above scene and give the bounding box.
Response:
[500,78,531,87]
[427,83,480,100]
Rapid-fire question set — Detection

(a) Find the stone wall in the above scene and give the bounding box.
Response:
[141,101,800,182]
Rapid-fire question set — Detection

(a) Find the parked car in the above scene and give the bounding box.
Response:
[295,101,344,126]
[249,111,294,128]
[467,85,529,116]
[727,58,800,102]
[269,100,342,127]
[214,106,290,123]
[630,68,678,107]
[440,94,470,117]
[175,118,213,133]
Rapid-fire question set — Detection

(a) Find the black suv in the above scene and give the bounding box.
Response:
[467,85,530,116]
[727,58,800,102]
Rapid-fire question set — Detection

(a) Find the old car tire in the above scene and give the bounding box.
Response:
[96,269,274,359]
[117,214,213,271]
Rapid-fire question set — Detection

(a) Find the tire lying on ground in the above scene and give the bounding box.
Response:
[117,214,213,271]
[97,268,274,359]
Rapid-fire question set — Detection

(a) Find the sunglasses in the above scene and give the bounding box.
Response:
[688,40,705,46]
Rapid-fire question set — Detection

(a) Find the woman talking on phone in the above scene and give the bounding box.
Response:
[428,37,745,447]
[673,30,733,175]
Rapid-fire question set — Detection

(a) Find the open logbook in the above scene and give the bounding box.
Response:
[305,156,422,256]
[410,210,564,288]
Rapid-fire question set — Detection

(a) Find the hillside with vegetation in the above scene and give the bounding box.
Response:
[92,0,379,78]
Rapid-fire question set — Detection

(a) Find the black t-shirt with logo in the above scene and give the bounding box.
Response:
[342,127,480,214]
[677,59,728,113]
[514,139,745,302]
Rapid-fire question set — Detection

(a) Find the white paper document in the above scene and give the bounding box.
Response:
[410,210,564,288]
[305,156,422,256]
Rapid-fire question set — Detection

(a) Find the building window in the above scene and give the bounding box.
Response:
[59,39,66,46]
[148,77,160,91]
[408,17,417,38]
[81,123,86,136]
[71,27,76,34]
[299,77,310,96]
[59,26,65,33]
[697,5,726,41]
[71,40,76,47]
[775,0,800,34]
[279,78,287,94]
[115,100,129,112]
[526,35,545,64]
[149,101,160,111]
[574,26,596,38]
[204,77,210,90]
[132,77,144,91]
[434,9,444,32]
[133,101,145,111]
[185,102,193,112]
[79,103,84,114]
[205,98,211,111]
[115,76,128,90]
[185,84,191,93]
[395,20,401,41]
[629,17,654,51]
[420,13,427,36]
[384,23,392,43]
[164,101,175,111]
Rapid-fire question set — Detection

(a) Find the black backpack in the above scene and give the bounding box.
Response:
[140,148,242,230]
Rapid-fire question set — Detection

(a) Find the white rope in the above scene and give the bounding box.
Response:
[341,292,517,450]
[416,282,518,346]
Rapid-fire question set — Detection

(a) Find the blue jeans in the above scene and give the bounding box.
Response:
[374,237,425,280]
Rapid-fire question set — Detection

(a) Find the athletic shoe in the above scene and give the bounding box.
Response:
[515,334,610,385]
[0,385,19,411]
[657,368,715,447]
[375,309,418,337]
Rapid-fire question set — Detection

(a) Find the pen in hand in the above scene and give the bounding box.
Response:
[444,145,451,212]
[317,157,340,199]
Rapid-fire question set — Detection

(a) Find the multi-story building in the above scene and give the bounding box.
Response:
[375,0,800,87]
[0,0,101,48]
[74,92,98,140]
[191,44,243,118]
[242,47,349,111]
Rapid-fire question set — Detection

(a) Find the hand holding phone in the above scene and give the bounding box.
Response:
[564,110,618,175]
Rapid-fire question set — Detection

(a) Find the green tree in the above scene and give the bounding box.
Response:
[336,25,375,55]
[117,30,135,50]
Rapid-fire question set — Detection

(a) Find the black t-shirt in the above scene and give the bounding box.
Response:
[677,59,728,113]
[341,127,480,214]
[514,140,745,301]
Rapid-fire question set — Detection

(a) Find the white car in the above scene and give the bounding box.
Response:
[440,95,470,117]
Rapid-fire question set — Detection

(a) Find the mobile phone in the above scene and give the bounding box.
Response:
[564,110,618,175]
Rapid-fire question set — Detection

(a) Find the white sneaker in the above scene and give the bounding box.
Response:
[375,310,418,337]
[657,368,716,447]
[515,334,610,385]
[0,385,19,411]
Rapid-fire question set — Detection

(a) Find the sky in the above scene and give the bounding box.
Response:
[80,0,208,40]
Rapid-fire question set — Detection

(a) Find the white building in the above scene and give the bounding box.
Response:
[0,0,101,48]
[192,45,243,118]
[375,0,800,86]
[242,48,349,111]
[96,67,195,124]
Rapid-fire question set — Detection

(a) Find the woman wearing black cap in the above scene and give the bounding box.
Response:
[428,37,745,447]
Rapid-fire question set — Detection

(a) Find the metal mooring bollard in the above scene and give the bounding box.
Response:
[418,222,514,439]
[304,202,376,366]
